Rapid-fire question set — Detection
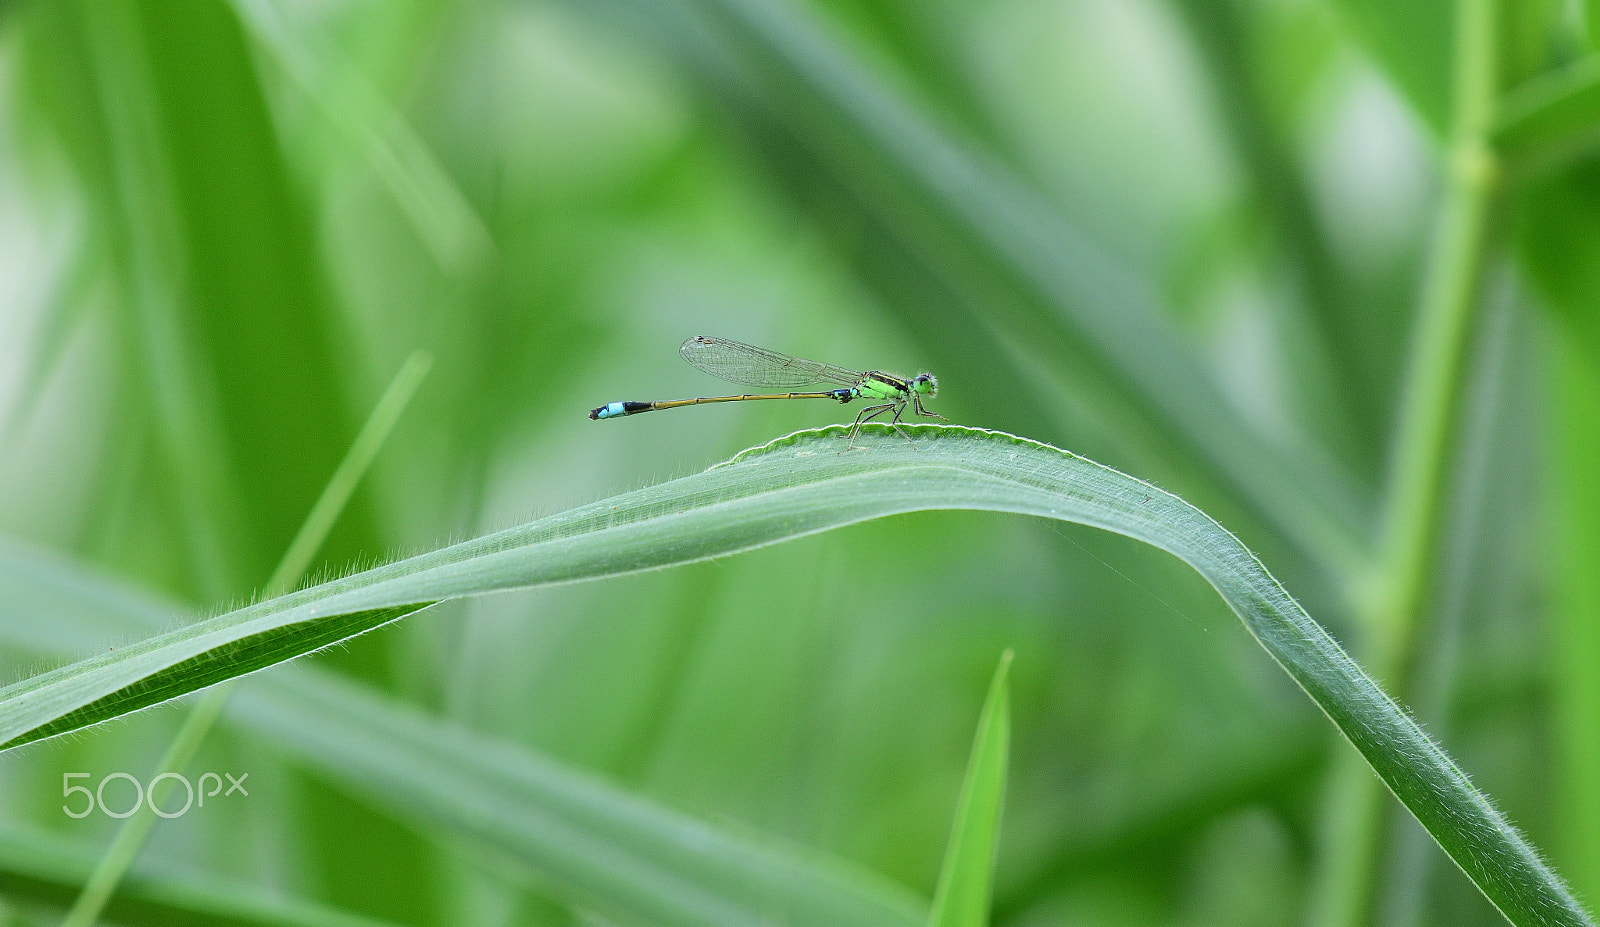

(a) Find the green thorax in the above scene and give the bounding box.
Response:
[855,372,909,401]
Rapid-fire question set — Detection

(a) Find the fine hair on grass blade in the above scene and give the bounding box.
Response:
[0,425,1588,925]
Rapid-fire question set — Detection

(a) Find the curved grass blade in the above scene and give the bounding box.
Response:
[0,601,436,749]
[0,541,927,927]
[0,424,1588,926]
[928,649,1010,927]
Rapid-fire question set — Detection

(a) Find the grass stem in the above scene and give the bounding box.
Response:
[1309,0,1502,922]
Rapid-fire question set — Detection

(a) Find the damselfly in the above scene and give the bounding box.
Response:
[588,335,944,445]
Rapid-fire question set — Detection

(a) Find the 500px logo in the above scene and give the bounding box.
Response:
[62,771,248,819]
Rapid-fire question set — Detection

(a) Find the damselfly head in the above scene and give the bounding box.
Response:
[911,373,938,397]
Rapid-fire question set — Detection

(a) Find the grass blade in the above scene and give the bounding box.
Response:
[1494,55,1600,172]
[231,666,928,927]
[1550,329,1600,902]
[1324,0,1452,132]
[0,424,1588,925]
[0,819,399,927]
[229,0,492,277]
[0,542,928,927]
[927,649,1010,927]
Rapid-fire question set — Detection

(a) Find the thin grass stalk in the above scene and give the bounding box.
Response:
[1308,0,1504,920]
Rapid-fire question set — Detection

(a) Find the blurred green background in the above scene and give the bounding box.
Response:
[0,0,1597,924]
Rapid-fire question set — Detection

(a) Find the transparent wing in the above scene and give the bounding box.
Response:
[680,336,864,389]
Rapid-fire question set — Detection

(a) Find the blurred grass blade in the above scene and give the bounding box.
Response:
[1494,54,1600,172]
[0,424,1588,926]
[1167,0,1372,460]
[228,0,492,276]
[0,822,400,927]
[0,239,101,454]
[927,649,1011,927]
[1325,0,1452,132]
[71,0,243,597]
[1550,330,1600,901]
[31,0,382,599]
[231,666,928,927]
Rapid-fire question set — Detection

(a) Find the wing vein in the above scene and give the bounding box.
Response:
[680,336,863,389]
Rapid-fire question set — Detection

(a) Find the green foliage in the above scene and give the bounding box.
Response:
[2,0,1600,923]
[1,426,1588,923]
